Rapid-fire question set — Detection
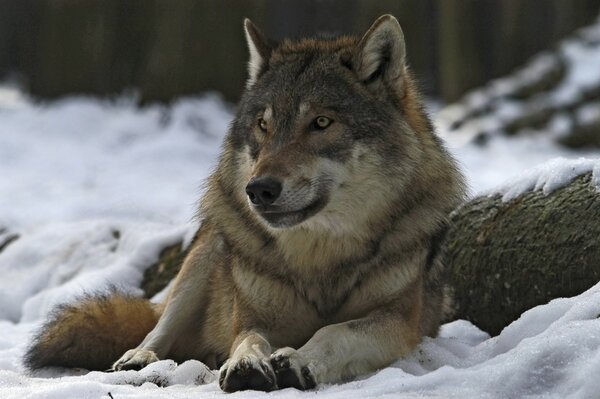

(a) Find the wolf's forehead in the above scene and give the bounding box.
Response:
[266,102,310,119]
[298,102,310,114]
[270,41,354,81]
[270,52,327,82]
[265,89,346,119]
[274,36,357,58]
[264,59,354,105]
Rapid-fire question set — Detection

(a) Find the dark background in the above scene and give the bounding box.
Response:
[1,0,599,103]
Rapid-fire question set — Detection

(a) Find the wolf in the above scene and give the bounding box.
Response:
[25,15,465,392]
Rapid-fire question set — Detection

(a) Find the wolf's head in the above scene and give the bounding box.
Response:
[224,15,437,233]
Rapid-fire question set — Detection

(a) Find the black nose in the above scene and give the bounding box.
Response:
[245,177,282,206]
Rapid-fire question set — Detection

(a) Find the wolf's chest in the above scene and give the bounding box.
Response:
[231,259,361,320]
[293,275,361,319]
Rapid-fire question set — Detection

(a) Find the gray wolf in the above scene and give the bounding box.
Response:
[25,14,465,392]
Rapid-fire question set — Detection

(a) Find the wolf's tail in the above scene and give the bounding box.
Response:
[24,292,160,371]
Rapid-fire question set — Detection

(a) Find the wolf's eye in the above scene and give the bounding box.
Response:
[313,116,333,130]
[258,118,268,132]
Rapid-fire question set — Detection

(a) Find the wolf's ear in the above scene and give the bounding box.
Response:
[244,19,272,88]
[353,15,406,92]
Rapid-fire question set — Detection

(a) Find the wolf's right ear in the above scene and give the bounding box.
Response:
[353,15,406,94]
[244,19,272,88]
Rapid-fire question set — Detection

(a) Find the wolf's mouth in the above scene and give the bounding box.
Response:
[252,197,328,228]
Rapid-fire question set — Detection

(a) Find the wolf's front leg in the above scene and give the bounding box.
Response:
[271,307,421,389]
[112,226,223,371]
[110,295,197,371]
[219,332,278,392]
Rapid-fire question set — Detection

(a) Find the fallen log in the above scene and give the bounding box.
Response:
[445,173,600,335]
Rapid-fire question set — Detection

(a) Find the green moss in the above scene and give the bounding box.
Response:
[141,241,187,298]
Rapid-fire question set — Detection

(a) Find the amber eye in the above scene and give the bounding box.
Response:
[258,118,268,132]
[313,116,333,130]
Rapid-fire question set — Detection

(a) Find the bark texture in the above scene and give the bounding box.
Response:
[445,174,600,336]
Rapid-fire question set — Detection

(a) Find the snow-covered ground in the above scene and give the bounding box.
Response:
[437,14,600,150]
[1,81,600,399]
[0,86,229,229]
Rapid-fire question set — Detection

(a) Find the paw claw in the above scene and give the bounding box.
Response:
[270,354,290,371]
[218,366,227,388]
[111,348,158,372]
[219,357,277,392]
[301,366,317,389]
[270,348,316,390]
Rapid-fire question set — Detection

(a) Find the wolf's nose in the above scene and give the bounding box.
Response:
[245,177,282,206]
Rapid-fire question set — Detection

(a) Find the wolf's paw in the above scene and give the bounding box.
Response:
[270,347,316,390]
[219,355,277,392]
[111,348,159,371]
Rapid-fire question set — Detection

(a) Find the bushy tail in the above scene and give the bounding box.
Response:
[25,292,160,371]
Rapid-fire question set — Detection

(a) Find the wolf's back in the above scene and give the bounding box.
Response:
[25,293,159,371]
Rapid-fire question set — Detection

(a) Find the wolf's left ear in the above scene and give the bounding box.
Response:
[353,15,406,92]
[244,19,272,88]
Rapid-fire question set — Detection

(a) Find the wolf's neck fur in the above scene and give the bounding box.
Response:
[274,225,372,273]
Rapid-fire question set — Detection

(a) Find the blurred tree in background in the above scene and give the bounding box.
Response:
[0,0,599,103]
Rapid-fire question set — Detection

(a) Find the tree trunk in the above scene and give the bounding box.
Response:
[444,174,600,336]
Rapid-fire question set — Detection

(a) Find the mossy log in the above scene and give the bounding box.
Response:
[445,173,600,336]
[141,241,187,299]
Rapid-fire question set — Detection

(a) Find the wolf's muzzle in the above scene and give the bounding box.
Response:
[245,177,282,206]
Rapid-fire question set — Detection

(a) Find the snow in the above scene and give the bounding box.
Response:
[1,73,600,397]
[576,102,600,126]
[0,90,228,229]
[556,23,600,106]
[0,220,190,323]
[436,14,600,145]
[485,157,600,201]
[444,130,600,194]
